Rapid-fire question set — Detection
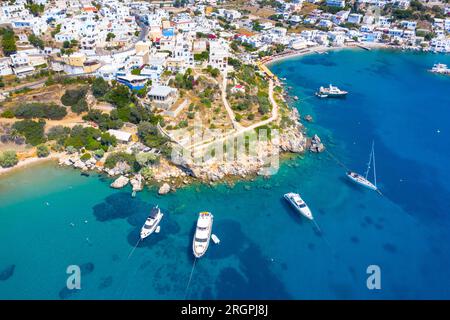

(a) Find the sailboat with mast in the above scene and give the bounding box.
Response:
[346,141,381,194]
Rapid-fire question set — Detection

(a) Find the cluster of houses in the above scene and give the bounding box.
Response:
[232,0,450,52]
[1,0,450,88]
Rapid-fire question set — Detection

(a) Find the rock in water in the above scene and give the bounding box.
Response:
[309,134,325,153]
[0,264,15,281]
[304,115,313,122]
[158,183,171,195]
[130,174,143,192]
[110,175,129,189]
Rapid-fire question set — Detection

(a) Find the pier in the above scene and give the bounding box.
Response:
[356,44,371,51]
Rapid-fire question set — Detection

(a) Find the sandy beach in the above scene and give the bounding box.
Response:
[265,42,392,66]
[0,153,61,177]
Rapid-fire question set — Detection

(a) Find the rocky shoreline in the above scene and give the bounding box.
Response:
[56,105,324,195]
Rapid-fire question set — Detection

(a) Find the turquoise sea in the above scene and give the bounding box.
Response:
[1,49,450,299]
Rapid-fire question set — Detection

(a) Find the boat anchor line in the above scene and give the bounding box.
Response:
[324,148,350,171]
[184,258,197,300]
[127,238,141,260]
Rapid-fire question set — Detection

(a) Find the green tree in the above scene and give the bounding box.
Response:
[80,153,92,161]
[0,151,19,168]
[61,87,88,106]
[71,98,88,114]
[12,119,46,145]
[13,103,67,120]
[94,149,105,158]
[36,144,50,158]
[26,3,45,16]
[106,32,116,42]
[47,125,70,143]
[28,34,45,50]
[1,28,17,56]
[91,77,110,98]
[131,68,141,75]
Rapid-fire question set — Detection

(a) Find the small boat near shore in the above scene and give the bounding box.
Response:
[140,206,164,240]
[284,192,313,220]
[211,234,220,244]
[315,84,348,98]
[193,212,214,258]
[429,63,450,75]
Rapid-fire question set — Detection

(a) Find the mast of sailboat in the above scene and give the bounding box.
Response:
[364,141,374,180]
[372,142,377,188]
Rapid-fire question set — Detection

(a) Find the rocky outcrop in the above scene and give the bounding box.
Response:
[279,129,306,153]
[104,161,132,177]
[130,174,143,192]
[158,183,171,195]
[304,115,313,122]
[110,175,129,189]
[279,109,307,153]
[309,134,325,153]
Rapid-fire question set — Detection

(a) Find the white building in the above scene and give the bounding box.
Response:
[326,0,345,8]
[348,13,363,25]
[209,40,229,73]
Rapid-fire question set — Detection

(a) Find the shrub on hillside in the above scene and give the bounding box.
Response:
[14,103,67,120]
[12,119,46,145]
[0,150,18,168]
[36,144,50,158]
[61,87,88,106]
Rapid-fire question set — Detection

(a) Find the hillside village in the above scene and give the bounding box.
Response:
[0,0,449,192]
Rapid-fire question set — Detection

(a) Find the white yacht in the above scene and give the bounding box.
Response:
[346,141,381,194]
[346,171,378,191]
[284,193,313,220]
[192,212,214,258]
[315,84,348,98]
[140,206,164,240]
[430,63,450,75]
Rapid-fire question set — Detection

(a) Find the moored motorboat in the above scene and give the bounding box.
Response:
[284,192,313,220]
[140,206,164,239]
[193,212,214,258]
[315,84,348,98]
[429,63,450,75]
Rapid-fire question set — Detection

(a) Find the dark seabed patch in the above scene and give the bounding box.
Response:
[364,216,373,225]
[215,243,291,299]
[300,56,337,67]
[98,276,113,290]
[350,236,359,244]
[208,219,247,260]
[0,265,15,281]
[92,192,149,222]
[80,262,95,275]
[59,287,78,300]
[383,243,398,253]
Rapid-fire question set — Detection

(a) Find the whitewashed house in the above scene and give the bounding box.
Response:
[209,40,229,72]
